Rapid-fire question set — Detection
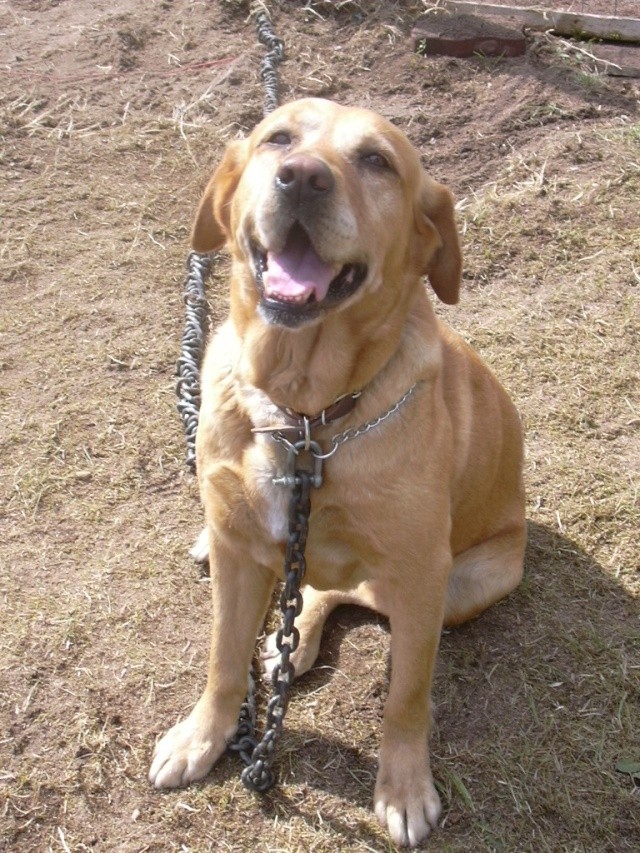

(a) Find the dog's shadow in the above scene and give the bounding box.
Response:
[208,521,637,845]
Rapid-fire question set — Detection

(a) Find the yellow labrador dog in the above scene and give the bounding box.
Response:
[150,98,526,847]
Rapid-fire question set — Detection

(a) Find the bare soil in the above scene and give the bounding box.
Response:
[1,1,638,851]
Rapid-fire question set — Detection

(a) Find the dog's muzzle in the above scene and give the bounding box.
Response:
[251,155,367,328]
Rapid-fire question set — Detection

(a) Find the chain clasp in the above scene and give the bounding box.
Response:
[272,439,323,489]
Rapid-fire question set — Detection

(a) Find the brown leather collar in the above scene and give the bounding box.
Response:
[252,390,361,437]
[276,391,361,430]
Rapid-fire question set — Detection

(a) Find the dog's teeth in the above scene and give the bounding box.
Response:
[277,292,309,304]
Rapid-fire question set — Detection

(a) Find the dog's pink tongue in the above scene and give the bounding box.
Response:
[264,233,337,303]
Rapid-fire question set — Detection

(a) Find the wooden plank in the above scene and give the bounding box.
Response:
[587,42,640,77]
[441,1,640,43]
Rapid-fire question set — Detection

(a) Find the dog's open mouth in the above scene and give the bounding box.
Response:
[251,223,367,327]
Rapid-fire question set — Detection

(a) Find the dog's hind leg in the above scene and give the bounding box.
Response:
[262,581,386,679]
[444,525,526,627]
[189,526,209,563]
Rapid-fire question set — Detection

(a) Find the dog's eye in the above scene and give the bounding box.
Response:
[266,131,292,146]
[361,151,391,170]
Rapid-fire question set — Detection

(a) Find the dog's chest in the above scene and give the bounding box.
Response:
[246,436,290,543]
[240,387,364,571]
[241,386,294,543]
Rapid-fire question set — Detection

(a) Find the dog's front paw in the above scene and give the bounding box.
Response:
[374,741,441,848]
[149,704,232,789]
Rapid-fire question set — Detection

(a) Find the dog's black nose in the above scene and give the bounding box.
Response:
[275,154,334,203]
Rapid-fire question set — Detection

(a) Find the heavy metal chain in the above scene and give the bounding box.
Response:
[255,6,285,116]
[240,469,312,791]
[176,252,211,472]
[173,4,297,793]
[176,5,285,473]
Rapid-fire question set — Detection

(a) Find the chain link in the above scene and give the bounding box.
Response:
[235,4,291,793]
[227,663,258,767]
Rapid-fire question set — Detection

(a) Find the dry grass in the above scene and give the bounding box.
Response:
[1,1,639,850]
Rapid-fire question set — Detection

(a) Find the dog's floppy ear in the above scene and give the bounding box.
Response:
[414,173,462,305]
[190,138,249,253]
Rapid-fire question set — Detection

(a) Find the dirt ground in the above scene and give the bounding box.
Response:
[1,1,639,851]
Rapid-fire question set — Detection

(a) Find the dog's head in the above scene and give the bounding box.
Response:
[191,98,461,331]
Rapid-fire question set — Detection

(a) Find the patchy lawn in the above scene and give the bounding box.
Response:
[1,1,638,850]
